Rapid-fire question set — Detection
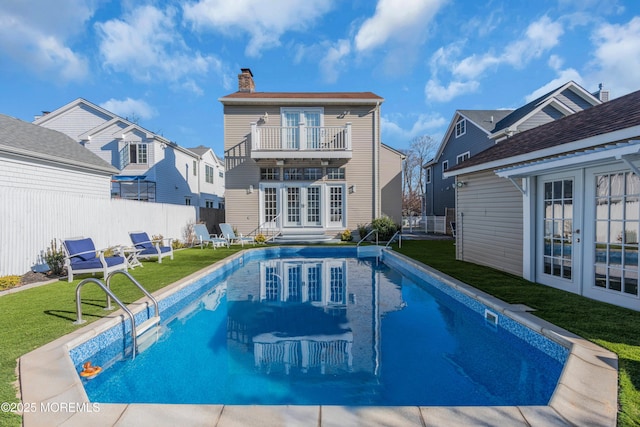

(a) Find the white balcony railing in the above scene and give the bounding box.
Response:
[251,122,352,158]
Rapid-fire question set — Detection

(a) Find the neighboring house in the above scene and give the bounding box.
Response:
[187,145,225,209]
[424,81,602,218]
[0,113,118,275]
[33,99,224,207]
[445,89,640,311]
[219,68,403,239]
[0,113,117,195]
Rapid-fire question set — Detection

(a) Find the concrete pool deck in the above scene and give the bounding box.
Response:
[18,250,618,426]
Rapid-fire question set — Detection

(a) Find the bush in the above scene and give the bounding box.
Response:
[371,216,399,241]
[0,275,20,290]
[357,223,369,239]
[341,229,353,242]
[44,239,65,276]
[255,233,267,244]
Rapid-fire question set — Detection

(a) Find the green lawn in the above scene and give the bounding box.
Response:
[1,242,639,426]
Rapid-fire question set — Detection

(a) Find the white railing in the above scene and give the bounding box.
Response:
[424,215,447,234]
[251,122,352,151]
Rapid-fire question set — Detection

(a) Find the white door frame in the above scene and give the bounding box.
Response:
[536,171,583,291]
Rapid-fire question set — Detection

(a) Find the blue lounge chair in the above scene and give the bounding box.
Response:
[193,223,228,249]
[62,237,127,282]
[129,231,174,263]
[219,223,255,247]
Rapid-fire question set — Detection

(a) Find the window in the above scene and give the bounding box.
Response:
[426,167,431,184]
[304,168,322,180]
[284,168,303,180]
[205,199,215,208]
[264,187,278,223]
[185,197,192,206]
[455,118,466,137]
[329,186,343,223]
[193,160,197,176]
[129,143,147,164]
[456,151,470,164]
[442,160,449,175]
[327,167,345,180]
[205,165,214,183]
[261,168,280,180]
[219,171,224,178]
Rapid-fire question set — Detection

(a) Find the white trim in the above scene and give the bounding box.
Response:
[455,118,466,138]
[496,140,640,178]
[425,166,431,184]
[442,160,449,176]
[445,125,640,178]
[456,151,470,165]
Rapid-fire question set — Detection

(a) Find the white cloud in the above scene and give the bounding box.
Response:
[96,5,227,91]
[319,39,351,83]
[425,79,480,102]
[588,16,640,97]
[524,68,583,102]
[354,0,446,52]
[0,0,93,82]
[100,97,156,121]
[382,113,447,145]
[183,0,334,57]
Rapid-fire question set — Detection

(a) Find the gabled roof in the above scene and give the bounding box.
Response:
[0,114,117,175]
[425,109,512,167]
[446,89,640,176]
[34,98,197,158]
[187,145,224,164]
[219,91,383,105]
[489,81,600,140]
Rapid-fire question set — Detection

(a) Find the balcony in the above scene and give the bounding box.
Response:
[251,122,352,160]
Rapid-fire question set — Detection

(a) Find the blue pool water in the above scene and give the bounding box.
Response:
[73,248,567,406]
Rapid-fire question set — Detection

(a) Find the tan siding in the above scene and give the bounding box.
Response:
[223,104,381,235]
[456,170,523,276]
[379,145,403,224]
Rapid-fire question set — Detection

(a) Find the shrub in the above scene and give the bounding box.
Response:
[44,239,65,276]
[357,223,370,239]
[370,216,399,241]
[341,229,353,242]
[255,233,267,244]
[0,275,21,290]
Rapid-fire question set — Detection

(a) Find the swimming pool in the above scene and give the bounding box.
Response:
[70,247,568,407]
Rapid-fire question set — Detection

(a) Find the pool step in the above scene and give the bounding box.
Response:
[136,316,160,337]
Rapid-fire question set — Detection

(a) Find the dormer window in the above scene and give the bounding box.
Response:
[129,143,147,164]
[455,118,466,138]
[456,151,470,164]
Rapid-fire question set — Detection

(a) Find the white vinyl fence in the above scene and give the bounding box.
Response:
[0,187,196,276]
[424,216,447,234]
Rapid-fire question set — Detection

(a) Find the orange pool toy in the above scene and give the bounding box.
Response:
[80,361,102,379]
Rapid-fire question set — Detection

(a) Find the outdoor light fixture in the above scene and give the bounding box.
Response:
[248,185,254,194]
[349,185,356,193]
[456,181,466,188]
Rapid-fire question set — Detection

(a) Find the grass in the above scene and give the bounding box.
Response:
[0,241,639,426]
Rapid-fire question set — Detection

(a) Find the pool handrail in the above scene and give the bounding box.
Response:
[357,229,378,247]
[73,277,138,359]
[105,270,159,319]
[385,230,402,248]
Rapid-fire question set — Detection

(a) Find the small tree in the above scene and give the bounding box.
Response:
[402,135,438,217]
[44,239,65,276]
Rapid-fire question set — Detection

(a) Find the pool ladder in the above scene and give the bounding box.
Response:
[73,270,160,359]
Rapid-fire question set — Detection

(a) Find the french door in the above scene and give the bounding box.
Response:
[537,172,583,289]
[285,186,322,227]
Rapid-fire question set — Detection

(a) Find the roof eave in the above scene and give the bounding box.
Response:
[218,96,384,105]
[0,144,118,175]
[445,125,640,178]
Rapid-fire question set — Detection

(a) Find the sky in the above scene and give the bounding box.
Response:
[1,0,640,156]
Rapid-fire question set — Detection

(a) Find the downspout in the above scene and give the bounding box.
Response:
[374,101,380,218]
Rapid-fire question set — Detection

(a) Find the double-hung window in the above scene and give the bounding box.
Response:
[455,118,466,138]
[442,160,449,176]
[205,165,214,183]
[426,167,432,184]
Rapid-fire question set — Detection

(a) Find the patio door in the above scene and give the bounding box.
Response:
[536,172,583,289]
[285,185,322,227]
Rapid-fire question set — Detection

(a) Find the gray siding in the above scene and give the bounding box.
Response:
[518,107,564,132]
[455,170,523,276]
[425,120,491,216]
[557,89,594,111]
[38,103,111,141]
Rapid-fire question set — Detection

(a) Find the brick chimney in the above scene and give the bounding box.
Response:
[238,68,255,93]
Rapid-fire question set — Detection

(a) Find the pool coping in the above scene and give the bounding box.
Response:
[18,248,618,426]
